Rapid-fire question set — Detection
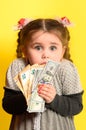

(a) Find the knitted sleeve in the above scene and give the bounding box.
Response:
[45,60,83,116]
[2,58,27,114]
[59,60,83,95]
[5,58,26,90]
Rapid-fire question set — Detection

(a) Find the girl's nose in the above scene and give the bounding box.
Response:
[42,55,49,59]
[42,51,49,59]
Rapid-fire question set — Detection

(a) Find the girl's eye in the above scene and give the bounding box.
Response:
[50,46,57,51]
[34,46,42,50]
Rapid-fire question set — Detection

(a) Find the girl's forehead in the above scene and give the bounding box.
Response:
[30,30,62,43]
[31,30,45,41]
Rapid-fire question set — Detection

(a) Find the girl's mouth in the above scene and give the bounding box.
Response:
[40,62,46,65]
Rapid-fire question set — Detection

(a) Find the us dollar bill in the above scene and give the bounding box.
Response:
[27,68,45,112]
[38,60,60,84]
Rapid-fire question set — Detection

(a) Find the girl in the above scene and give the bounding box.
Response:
[2,17,83,130]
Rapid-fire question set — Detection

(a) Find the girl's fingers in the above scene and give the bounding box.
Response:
[38,84,54,92]
[38,92,53,103]
[38,84,56,103]
[39,92,56,103]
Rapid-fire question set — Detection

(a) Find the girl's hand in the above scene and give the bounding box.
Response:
[38,84,56,103]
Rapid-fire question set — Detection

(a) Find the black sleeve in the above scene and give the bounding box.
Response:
[45,91,83,116]
[2,87,27,115]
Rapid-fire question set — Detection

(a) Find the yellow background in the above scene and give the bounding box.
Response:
[0,0,86,129]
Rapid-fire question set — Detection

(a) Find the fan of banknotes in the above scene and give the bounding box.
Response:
[14,60,59,113]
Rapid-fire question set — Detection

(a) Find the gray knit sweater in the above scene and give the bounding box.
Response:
[2,58,83,130]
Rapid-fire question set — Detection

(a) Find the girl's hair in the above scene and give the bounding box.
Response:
[16,18,72,61]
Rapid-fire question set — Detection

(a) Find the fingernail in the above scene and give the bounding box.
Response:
[38,90,41,94]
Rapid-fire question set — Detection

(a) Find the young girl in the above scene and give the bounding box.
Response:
[2,17,83,130]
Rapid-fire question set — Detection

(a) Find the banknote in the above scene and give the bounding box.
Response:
[27,60,60,112]
[38,60,59,84]
[14,74,24,94]
[19,64,44,101]
[27,68,45,112]
[14,64,44,101]
[27,88,45,112]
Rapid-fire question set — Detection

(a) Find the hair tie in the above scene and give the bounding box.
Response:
[13,18,33,31]
[55,16,74,27]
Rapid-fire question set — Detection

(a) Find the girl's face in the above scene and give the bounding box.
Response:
[24,30,66,65]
